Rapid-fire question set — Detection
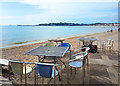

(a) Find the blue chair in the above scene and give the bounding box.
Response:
[61,43,71,53]
[35,62,62,84]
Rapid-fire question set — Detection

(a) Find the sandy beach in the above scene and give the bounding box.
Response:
[1,30,118,61]
[1,30,119,85]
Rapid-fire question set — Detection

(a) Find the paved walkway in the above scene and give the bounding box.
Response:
[0,76,12,85]
[0,50,119,85]
[89,51,118,85]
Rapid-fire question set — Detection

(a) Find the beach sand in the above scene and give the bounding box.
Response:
[1,30,118,61]
[1,30,119,85]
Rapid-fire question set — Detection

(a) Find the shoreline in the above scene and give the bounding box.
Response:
[1,26,117,49]
[1,31,111,49]
[1,30,118,62]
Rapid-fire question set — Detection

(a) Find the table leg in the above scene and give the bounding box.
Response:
[90,41,92,45]
[54,57,55,84]
[54,57,61,81]
[38,56,46,62]
[37,56,41,62]
[58,59,66,68]
[83,40,85,46]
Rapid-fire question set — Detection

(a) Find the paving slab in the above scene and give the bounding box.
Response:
[0,76,12,85]
[107,67,118,84]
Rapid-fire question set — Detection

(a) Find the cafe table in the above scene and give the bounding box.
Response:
[24,46,68,81]
[24,46,68,63]
[78,38,98,47]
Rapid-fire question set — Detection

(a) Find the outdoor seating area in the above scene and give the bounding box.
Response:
[1,39,89,85]
[1,35,119,85]
[1,1,118,85]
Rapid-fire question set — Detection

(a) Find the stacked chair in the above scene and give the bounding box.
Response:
[102,39,114,52]
[67,47,90,84]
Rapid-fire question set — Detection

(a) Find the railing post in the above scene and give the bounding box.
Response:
[25,63,27,85]
[8,62,11,81]
[35,66,36,86]
[70,50,71,60]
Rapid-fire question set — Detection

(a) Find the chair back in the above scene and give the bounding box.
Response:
[69,52,88,66]
[9,61,23,75]
[107,39,113,45]
[36,63,53,78]
[45,42,56,47]
[111,40,114,46]
[83,52,88,65]
[61,43,71,53]
[85,47,90,53]
[0,59,9,66]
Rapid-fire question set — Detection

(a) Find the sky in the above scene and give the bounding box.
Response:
[0,0,119,25]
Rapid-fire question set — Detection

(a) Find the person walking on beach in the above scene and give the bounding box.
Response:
[110,29,113,32]
[118,28,120,31]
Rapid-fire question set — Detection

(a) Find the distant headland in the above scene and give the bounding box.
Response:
[17,22,119,26]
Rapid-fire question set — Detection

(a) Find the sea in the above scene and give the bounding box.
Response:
[0,25,118,48]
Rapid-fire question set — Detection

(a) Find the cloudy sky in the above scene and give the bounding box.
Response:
[0,0,118,25]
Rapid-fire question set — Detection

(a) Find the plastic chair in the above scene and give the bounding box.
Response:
[69,52,88,67]
[102,39,114,51]
[0,59,9,66]
[73,47,90,65]
[61,43,71,53]
[0,59,21,66]
[68,52,88,84]
[35,62,62,84]
[45,42,57,47]
[42,42,57,62]
[8,60,34,84]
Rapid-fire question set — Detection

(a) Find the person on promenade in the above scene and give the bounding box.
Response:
[110,29,113,32]
[118,28,120,31]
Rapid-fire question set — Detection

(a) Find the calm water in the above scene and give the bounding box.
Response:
[0,25,118,48]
